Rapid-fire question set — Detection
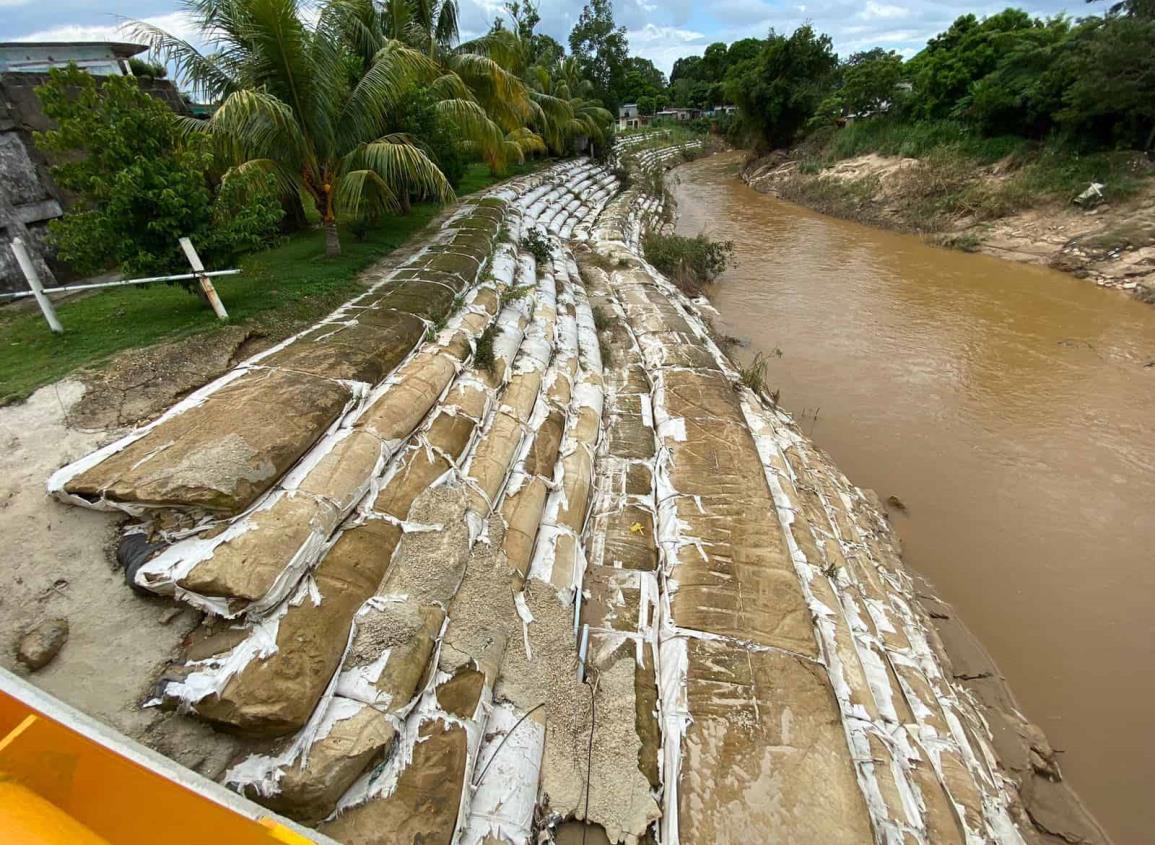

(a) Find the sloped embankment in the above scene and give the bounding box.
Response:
[42,137,1108,844]
[744,151,1155,302]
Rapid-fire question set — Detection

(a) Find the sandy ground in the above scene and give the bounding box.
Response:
[0,380,253,778]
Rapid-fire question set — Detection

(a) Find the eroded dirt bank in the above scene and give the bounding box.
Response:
[0,140,1116,845]
[743,150,1155,302]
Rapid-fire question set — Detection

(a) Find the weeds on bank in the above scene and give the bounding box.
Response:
[738,352,770,395]
[474,322,497,373]
[502,283,534,303]
[520,227,551,264]
[642,230,735,295]
[784,118,1153,232]
[942,232,983,252]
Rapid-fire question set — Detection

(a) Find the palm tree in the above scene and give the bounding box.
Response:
[525,58,614,156]
[131,0,454,256]
[370,0,548,170]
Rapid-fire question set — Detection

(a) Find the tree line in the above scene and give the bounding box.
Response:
[664,3,1154,153]
[38,0,625,272]
[38,0,1153,277]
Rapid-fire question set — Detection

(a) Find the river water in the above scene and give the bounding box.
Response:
[670,151,1155,844]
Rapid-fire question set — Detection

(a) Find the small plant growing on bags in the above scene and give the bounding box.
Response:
[474,323,497,373]
[520,227,552,264]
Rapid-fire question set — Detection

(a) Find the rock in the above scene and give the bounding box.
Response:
[17,618,69,670]
[158,606,186,626]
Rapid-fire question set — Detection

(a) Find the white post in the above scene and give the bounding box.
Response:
[11,237,63,334]
[179,237,229,320]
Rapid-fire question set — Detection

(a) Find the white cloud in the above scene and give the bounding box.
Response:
[858,2,910,21]
[627,23,707,73]
[12,11,200,46]
[709,0,775,26]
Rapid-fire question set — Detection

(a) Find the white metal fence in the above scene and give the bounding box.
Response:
[3,237,239,333]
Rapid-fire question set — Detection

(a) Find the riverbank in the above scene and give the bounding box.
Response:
[742,146,1155,302]
[674,150,1154,844]
[0,142,1123,844]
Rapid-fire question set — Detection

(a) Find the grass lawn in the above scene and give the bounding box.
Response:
[0,160,546,404]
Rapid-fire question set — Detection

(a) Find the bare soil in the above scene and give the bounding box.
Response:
[744,151,1155,302]
[0,379,244,777]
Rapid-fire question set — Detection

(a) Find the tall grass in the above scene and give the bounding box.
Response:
[786,116,1153,228]
[825,118,1026,164]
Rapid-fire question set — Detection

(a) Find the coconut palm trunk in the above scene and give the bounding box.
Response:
[323,219,341,256]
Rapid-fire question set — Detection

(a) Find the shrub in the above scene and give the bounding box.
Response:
[642,230,735,294]
[520,227,552,264]
[474,322,497,372]
[35,65,282,283]
[127,57,167,78]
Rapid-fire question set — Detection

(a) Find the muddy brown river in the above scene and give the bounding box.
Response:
[671,151,1155,844]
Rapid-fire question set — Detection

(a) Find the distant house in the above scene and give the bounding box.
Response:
[0,41,148,76]
[655,107,699,122]
[618,102,642,131]
[0,42,188,293]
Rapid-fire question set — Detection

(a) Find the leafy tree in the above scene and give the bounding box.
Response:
[35,66,281,279]
[524,57,614,155]
[620,56,666,106]
[728,26,838,148]
[391,87,466,187]
[699,42,729,83]
[1060,13,1155,148]
[568,0,629,110]
[724,38,763,69]
[670,55,702,83]
[962,18,1073,137]
[841,49,906,115]
[906,9,1042,120]
[368,0,545,172]
[133,0,456,257]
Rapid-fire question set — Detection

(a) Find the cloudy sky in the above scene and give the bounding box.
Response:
[1,0,1082,75]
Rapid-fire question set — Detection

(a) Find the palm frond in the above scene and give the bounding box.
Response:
[121,20,236,101]
[346,138,454,203]
[334,168,401,217]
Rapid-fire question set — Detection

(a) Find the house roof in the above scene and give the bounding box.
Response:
[0,42,148,59]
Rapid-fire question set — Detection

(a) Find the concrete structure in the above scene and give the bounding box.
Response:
[0,43,186,294]
[618,102,642,131]
[654,107,699,122]
[0,42,147,76]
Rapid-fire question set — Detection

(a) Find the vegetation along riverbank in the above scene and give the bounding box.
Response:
[0,0,1146,842]
[666,6,1155,299]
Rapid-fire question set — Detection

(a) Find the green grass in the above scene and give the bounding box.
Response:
[787,116,1153,229]
[455,159,544,196]
[822,117,1026,164]
[0,158,545,404]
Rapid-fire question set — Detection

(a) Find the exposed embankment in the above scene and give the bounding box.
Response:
[0,136,1115,845]
[743,150,1155,302]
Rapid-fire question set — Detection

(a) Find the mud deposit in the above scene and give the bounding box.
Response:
[672,150,1155,844]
